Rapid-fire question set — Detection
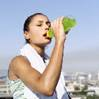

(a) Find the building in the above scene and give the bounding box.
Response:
[0,79,12,98]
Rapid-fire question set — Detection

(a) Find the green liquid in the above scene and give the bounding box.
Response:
[47,17,77,38]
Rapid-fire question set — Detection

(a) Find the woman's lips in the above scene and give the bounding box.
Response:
[43,33,47,37]
[43,33,51,40]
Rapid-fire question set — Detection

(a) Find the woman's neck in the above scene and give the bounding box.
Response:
[29,43,45,57]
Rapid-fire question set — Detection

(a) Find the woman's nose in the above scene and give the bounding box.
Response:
[45,24,49,30]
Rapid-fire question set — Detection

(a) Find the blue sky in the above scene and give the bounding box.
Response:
[0,0,99,72]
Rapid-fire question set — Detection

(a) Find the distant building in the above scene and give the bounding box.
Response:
[88,86,99,95]
[88,73,92,81]
[0,80,11,98]
[97,72,99,81]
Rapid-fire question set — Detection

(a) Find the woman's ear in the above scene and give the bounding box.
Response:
[24,31,30,40]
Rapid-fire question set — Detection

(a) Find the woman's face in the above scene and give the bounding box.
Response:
[24,14,51,47]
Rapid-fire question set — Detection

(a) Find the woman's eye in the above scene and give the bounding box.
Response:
[48,23,51,27]
[37,24,42,26]
[46,21,51,27]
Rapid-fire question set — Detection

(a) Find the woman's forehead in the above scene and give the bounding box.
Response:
[32,15,49,22]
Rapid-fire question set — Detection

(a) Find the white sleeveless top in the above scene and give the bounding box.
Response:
[8,44,69,99]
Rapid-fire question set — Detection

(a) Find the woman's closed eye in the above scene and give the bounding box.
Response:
[36,21,51,27]
[36,24,42,27]
[46,21,51,27]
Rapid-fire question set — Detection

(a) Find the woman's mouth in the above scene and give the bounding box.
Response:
[43,33,52,40]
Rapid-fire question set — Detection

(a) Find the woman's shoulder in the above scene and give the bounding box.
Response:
[9,55,29,70]
[10,55,26,64]
[8,55,31,80]
[8,55,25,80]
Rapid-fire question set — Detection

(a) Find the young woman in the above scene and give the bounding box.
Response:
[8,13,70,99]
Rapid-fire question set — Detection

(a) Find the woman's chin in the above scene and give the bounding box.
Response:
[46,38,52,44]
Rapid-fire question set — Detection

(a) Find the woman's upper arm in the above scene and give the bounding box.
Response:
[10,55,49,95]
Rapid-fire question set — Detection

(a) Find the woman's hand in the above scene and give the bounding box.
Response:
[51,16,66,43]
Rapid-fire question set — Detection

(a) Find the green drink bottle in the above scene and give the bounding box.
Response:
[47,17,77,38]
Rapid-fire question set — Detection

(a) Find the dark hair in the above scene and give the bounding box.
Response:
[23,13,47,43]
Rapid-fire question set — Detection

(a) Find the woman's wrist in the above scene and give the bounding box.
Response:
[55,39,65,47]
[55,37,66,44]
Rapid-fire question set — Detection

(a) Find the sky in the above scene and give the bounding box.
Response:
[0,0,99,72]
